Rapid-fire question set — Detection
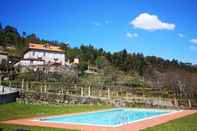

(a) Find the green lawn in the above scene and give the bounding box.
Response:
[142,112,197,131]
[0,103,196,131]
[0,102,112,131]
[0,124,74,131]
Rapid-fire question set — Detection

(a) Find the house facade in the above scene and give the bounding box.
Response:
[0,47,8,64]
[16,43,65,66]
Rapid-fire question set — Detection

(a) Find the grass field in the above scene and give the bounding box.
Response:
[0,124,74,131]
[0,103,196,131]
[143,112,197,131]
[0,102,112,131]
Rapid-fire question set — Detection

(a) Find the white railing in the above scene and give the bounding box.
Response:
[0,85,19,95]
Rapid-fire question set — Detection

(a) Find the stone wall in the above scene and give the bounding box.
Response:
[17,91,110,105]
[16,90,191,109]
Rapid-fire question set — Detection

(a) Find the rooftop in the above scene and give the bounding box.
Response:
[29,43,64,53]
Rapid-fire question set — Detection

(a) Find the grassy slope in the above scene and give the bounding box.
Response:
[142,112,197,131]
[0,102,112,131]
[1,103,196,131]
[0,124,73,131]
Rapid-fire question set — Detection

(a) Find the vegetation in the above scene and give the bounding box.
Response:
[0,103,196,131]
[0,124,75,131]
[0,102,111,131]
[0,103,111,121]
[0,22,197,100]
[143,113,197,131]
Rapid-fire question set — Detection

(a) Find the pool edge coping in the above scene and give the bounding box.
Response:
[2,109,197,131]
[33,108,183,128]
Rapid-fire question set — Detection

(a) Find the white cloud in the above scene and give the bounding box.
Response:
[178,33,184,38]
[190,39,197,44]
[130,13,175,31]
[189,46,197,52]
[105,20,112,24]
[91,21,102,26]
[126,32,139,39]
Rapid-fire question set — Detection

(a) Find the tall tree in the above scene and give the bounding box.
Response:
[3,25,21,46]
[0,22,4,46]
[26,33,40,43]
[0,22,2,31]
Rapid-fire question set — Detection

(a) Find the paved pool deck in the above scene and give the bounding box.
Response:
[1,109,197,131]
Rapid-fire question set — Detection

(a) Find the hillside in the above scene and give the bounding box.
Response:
[0,22,197,100]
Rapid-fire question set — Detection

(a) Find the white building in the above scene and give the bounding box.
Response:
[73,57,80,64]
[16,43,65,66]
[0,47,8,64]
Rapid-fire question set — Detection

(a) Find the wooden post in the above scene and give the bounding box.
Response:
[81,87,84,97]
[188,99,192,108]
[126,92,128,100]
[44,84,47,93]
[74,84,77,95]
[61,88,64,95]
[174,98,178,107]
[108,88,110,99]
[26,82,29,91]
[21,79,24,90]
[88,85,91,97]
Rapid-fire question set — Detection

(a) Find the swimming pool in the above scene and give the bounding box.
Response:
[37,108,179,127]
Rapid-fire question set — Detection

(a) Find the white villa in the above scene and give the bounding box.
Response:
[16,43,65,67]
[0,46,8,64]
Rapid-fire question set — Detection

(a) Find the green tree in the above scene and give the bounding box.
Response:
[26,33,40,43]
[95,56,109,69]
[0,23,4,46]
[0,22,2,31]
[3,25,21,46]
[66,47,80,61]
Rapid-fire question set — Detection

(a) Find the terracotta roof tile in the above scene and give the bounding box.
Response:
[29,43,64,53]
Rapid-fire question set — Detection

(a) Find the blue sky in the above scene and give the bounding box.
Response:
[1,0,197,64]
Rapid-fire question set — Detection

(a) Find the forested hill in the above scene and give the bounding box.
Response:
[0,22,197,75]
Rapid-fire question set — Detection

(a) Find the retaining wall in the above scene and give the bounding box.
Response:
[16,91,188,109]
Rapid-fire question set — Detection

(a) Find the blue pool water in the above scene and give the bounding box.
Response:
[38,108,175,127]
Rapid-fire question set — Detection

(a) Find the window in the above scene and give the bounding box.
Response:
[32,51,35,56]
[43,52,46,56]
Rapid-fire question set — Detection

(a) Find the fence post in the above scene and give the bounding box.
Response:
[126,92,128,100]
[21,79,24,90]
[108,88,110,99]
[61,88,64,95]
[26,81,29,91]
[81,87,84,97]
[88,85,91,97]
[44,84,47,93]
[174,98,178,107]
[188,99,192,108]
[74,84,77,95]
